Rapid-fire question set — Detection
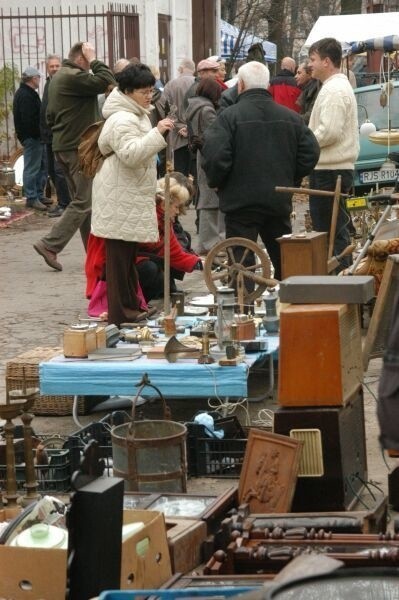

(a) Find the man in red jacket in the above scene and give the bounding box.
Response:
[269,57,301,112]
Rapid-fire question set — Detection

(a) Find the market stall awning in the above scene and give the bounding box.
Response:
[302,12,399,55]
[220,19,277,63]
[350,35,399,54]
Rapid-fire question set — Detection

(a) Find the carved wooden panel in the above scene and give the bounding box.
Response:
[238,430,302,513]
[362,254,399,369]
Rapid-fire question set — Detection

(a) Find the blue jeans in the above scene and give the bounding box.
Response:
[22,138,45,203]
[309,169,354,269]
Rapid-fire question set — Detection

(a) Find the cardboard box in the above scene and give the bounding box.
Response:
[121,509,172,589]
[63,327,97,358]
[0,509,171,599]
[0,546,67,600]
[96,326,107,348]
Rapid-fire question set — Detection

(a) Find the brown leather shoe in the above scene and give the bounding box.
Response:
[33,240,63,271]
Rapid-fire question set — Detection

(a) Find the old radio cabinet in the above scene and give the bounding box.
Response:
[278,303,362,406]
[273,387,367,512]
[277,231,328,279]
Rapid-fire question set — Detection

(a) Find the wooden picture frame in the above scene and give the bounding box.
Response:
[362,254,399,370]
[238,429,302,513]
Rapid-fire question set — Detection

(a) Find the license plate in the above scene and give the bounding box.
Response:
[360,168,399,183]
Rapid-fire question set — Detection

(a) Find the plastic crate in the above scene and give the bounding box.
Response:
[98,587,256,600]
[0,448,71,493]
[186,416,248,478]
[64,411,131,476]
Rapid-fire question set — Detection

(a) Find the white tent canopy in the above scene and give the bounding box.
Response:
[220,19,277,62]
[302,12,399,55]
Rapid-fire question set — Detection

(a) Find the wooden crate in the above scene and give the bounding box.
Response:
[5,347,100,416]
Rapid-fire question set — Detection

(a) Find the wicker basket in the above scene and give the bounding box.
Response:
[5,347,101,416]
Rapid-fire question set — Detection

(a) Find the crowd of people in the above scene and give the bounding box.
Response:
[13,36,360,325]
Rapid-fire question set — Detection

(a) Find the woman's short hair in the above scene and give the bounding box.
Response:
[156,177,190,214]
[169,171,195,201]
[196,78,222,106]
[117,63,155,93]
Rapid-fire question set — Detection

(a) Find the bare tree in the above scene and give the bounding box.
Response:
[221,0,347,63]
[341,0,362,13]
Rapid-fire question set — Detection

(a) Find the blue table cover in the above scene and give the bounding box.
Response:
[40,336,279,399]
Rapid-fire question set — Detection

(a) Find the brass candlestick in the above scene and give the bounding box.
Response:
[3,415,18,507]
[1,369,39,507]
[198,325,215,364]
[20,409,40,506]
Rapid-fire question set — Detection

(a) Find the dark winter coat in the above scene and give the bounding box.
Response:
[201,88,320,217]
[184,96,219,209]
[13,82,41,143]
[40,77,52,144]
[296,78,321,125]
[218,84,238,113]
[47,58,115,152]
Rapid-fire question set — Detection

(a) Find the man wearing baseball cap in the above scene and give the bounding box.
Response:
[183,58,220,110]
[13,66,49,211]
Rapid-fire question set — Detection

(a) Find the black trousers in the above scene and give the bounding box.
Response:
[105,238,140,327]
[224,209,291,281]
[309,169,354,269]
[137,259,180,302]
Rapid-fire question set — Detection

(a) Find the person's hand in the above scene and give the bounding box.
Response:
[193,260,204,271]
[157,118,175,134]
[178,126,188,138]
[82,42,96,63]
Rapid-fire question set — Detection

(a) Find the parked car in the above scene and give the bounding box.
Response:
[354,80,399,194]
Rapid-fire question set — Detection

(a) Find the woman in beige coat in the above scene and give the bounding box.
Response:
[91,64,174,327]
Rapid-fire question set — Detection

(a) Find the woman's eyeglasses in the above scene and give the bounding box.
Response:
[135,88,154,97]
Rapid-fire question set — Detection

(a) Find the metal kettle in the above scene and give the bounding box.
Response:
[0,162,15,190]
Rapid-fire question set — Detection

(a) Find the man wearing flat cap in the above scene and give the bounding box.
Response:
[13,66,48,210]
[183,58,220,110]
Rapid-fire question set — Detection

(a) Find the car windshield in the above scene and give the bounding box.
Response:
[356,86,399,130]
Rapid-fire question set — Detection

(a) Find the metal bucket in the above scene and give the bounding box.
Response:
[111,375,187,492]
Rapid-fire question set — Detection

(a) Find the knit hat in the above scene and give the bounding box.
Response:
[197,59,219,72]
[246,43,266,65]
[22,66,42,78]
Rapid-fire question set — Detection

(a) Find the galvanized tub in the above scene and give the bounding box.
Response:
[111,375,187,493]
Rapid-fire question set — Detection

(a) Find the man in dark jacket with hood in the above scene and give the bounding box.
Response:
[33,41,115,271]
[201,61,320,281]
[13,66,48,211]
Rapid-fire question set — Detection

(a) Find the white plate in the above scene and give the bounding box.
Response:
[189,295,215,306]
[184,306,209,316]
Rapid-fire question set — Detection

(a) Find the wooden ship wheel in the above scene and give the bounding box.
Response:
[203,237,279,305]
